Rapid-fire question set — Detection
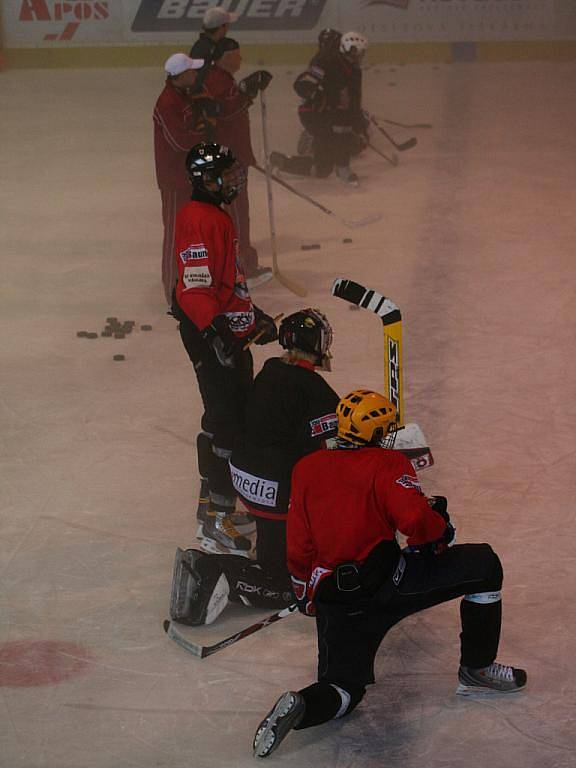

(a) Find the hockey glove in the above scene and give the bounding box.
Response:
[202,315,243,368]
[238,70,273,100]
[291,575,316,617]
[251,306,279,345]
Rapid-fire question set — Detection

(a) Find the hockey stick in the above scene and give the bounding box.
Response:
[332,278,404,427]
[369,115,417,152]
[164,604,298,659]
[367,141,398,167]
[383,118,432,130]
[252,164,381,230]
[259,91,308,298]
[243,313,284,350]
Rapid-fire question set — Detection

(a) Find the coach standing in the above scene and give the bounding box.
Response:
[153,53,210,304]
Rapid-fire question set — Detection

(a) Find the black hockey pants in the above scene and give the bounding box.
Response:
[177,313,253,507]
[295,543,503,730]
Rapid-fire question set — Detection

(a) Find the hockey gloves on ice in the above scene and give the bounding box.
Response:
[252,306,279,345]
[239,70,273,100]
[203,314,243,368]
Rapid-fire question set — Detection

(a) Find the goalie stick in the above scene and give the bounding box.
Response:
[164,604,298,659]
[259,91,308,298]
[369,115,417,152]
[332,277,404,426]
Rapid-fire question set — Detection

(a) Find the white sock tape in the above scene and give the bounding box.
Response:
[464,591,501,604]
[330,684,352,718]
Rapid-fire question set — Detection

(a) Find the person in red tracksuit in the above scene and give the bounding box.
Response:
[171,142,278,557]
[252,389,527,759]
[204,37,273,282]
[153,53,219,304]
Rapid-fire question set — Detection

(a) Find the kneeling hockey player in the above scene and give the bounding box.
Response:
[252,389,527,758]
[169,309,339,624]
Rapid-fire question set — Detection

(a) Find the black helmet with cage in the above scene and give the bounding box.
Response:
[186,142,246,205]
[318,28,342,55]
[278,308,333,369]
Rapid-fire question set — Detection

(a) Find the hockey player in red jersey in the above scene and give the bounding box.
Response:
[253,389,527,758]
[169,309,339,625]
[171,142,278,558]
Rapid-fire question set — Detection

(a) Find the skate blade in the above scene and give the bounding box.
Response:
[456,683,524,696]
[198,535,251,559]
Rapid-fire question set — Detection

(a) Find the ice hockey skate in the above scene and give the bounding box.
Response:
[197,510,252,557]
[253,691,305,758]
[196,479,255,537]
[457,662,527,695]
[335,165,359,187]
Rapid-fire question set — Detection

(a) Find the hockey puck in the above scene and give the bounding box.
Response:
[113,354,125,361]
[342,238,353,244]
[76,331,88,338]
[86,333,98,339]
[140,324,153,331]
[301,243,321,251]
[388,82,397,87]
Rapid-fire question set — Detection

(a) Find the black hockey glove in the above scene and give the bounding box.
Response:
[404,496,455,555]
[202,315,243,368]
[239,70,273,100]
[251,306,279,345]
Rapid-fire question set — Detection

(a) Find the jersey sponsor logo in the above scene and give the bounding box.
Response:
[132,0,328,33]
[309,413,337,438]
[225,311,254,334]
[182,265,212,289]
[179,243,208,263]
[229,465,278,507]
[395,474,422,491]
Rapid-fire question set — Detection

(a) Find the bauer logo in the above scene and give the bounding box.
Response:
[395,474,422,491]
[180,244,208,263]
[309,413,337,438]
[132,0,328,32]
[230,466,278,507]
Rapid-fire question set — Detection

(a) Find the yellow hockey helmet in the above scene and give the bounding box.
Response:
[336,389,398,447]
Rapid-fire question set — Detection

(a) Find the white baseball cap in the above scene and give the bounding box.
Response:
[203,6,238,29]
[164,53,205,76]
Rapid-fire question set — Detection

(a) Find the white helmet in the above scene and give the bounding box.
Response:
[340,31,368,62]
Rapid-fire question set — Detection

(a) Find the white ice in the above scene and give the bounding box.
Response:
[1,60,575,768]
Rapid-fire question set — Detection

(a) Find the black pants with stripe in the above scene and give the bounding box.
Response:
[295,543,503,730]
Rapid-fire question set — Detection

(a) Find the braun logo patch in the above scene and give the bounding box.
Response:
[230,465,278,507]
[180,244,208,263]
[310,413,337,438]
[183,265,212,289]
[132,0,328,32]
[395,474,422,491]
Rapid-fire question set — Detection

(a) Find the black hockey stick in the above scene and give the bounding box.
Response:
[369,115,417,152]
[383,118,432,130]
[164,604,298,659]
[253,164,381,229]
[367,141,398,167]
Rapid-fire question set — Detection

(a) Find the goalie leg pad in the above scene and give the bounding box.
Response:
[170,548,230,626]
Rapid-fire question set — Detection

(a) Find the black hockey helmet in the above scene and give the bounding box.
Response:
[318,28,342,54]
[279,308,333,369]
[186,142,246,205]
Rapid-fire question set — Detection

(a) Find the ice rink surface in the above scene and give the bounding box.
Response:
[1,59,576,767]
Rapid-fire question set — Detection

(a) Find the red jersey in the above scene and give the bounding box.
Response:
[174,200,255,337]
[287,447,447,599]
[203,66,255,168]
[153,79,205,189]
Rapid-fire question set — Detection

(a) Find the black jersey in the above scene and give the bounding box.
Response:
[294,52,362,127]
[230,358,339,518]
